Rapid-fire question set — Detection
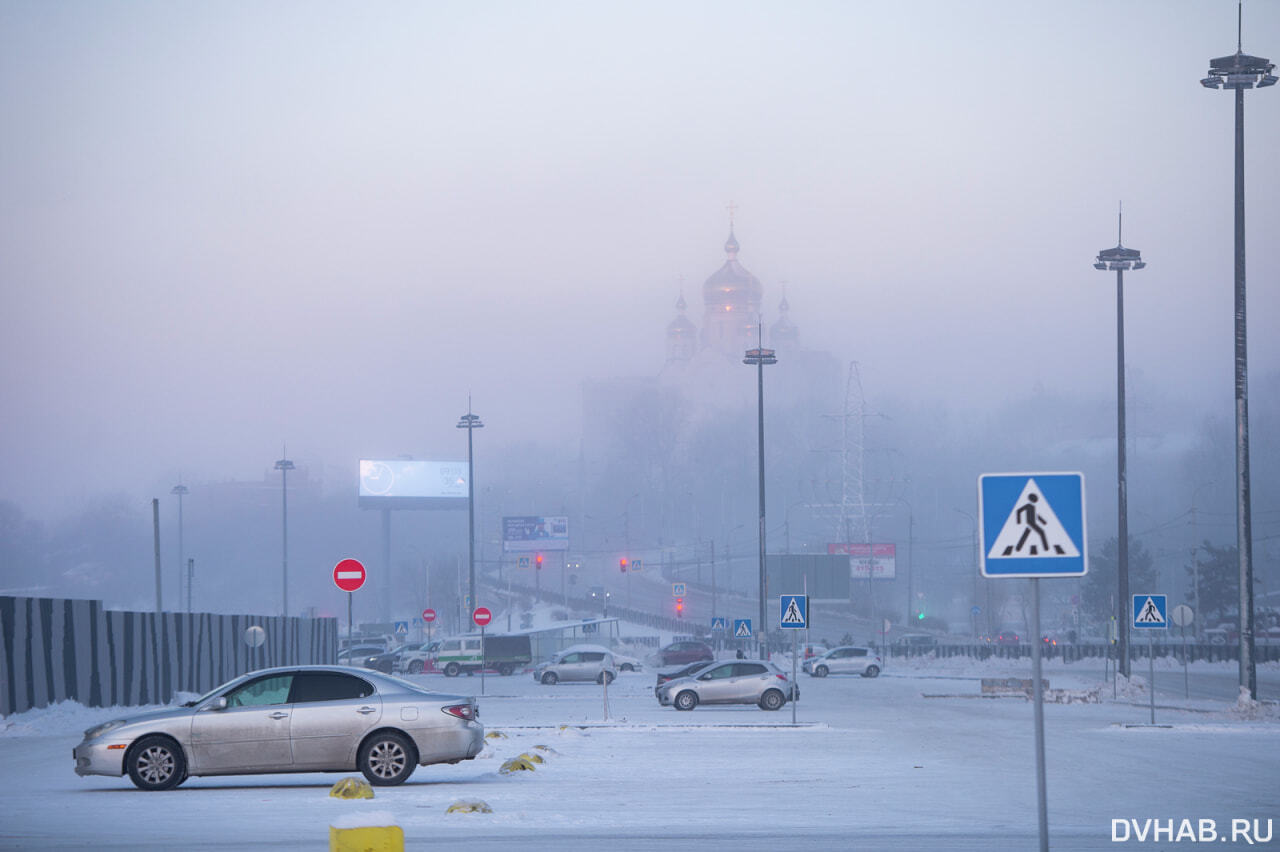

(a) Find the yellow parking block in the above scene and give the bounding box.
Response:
[329,825,403,852]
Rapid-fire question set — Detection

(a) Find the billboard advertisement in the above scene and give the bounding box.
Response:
[358,460,468,509]
[503,516,570,552]
[827,542,897,579]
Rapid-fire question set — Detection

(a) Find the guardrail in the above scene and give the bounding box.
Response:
[883,642,1280,664]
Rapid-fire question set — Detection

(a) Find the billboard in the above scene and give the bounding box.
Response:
[827,542,897,579]
[766,554,851,602]
[358,460,468,509]
[503,516,570,552]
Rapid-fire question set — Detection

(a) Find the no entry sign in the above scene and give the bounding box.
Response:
[422,608,437,623]
[333,558,366,593]
[472,607,492,627]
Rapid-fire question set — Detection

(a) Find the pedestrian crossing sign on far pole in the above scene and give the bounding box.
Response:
[978,472,1087,578]
[1132,594,1168,630]
[733,619,752,638]
[779,595,808,630]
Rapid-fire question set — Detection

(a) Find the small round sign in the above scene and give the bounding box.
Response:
[422,608,437,623]
[244,625,266,648]
[472,607,492,627]
[1171,604,1195,628]
[333,558,366,593]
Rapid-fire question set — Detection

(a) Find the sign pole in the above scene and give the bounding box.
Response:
[1148,632,1155,725]
[1031,578,1049,852]
[791,629,798,725]
[480,625,486,697]
[347,592,353,648]
[1182,623,1189,700]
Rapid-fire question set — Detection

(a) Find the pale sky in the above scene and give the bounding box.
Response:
[2,1,1277,519]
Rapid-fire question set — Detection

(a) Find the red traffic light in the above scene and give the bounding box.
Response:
[619,558,628,573]
[675,597,684,617]
[536,554,543,569]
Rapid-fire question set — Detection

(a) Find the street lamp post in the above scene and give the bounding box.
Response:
[457,402,484,615]
[273,451,295,617]
[744,335,777,655]
[1199,4,1273,702]
[1094,209,1145,679]
[954,509,979,636]
[170,483,188,612]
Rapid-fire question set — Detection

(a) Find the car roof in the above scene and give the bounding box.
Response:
[558,643,613,655]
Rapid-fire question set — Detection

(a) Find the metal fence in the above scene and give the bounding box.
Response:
[884,641,1280,664]
[0,596,338,717]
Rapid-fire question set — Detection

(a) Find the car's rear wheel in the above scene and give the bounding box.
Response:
[541,672,558,685]
[759,689,785,711]
[407,660,424,674]
[126,735,187,791]
[619,663,634,672]
[443,662,461,677]
[359,731,416,786]
[674,690,698,711]
[597,671,615,685]
[498,663,514,676]
[814,665,829,678]
[862,665,880,678]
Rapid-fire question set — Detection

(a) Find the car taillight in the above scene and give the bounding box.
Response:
[775,674,788,681]
[442,703,475,721]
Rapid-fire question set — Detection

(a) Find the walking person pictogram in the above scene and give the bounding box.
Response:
[1004,493,1065,556]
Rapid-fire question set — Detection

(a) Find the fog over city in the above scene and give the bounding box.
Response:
[1,2,1277,631]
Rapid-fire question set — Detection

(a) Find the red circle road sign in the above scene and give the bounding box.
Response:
[422,608,437,623]
[333,558,366,593]
[472,607,492,627]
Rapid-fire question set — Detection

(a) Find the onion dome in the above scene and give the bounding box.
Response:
[770,293,798,346]
[666,293,697,363]
[702,227,762,314]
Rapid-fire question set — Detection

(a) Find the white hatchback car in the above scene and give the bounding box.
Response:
[803,646,882,678]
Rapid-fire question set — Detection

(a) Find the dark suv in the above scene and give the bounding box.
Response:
[659,640,715,666]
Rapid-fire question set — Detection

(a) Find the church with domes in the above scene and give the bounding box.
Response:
[664,225,800,370]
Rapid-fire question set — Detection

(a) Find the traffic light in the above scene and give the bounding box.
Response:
[619,558,628,573]
[917,611,925,620]
[675,597,684,617]
[535,554,543,570]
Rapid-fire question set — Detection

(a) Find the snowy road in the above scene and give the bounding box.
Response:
[2,659,1277,850]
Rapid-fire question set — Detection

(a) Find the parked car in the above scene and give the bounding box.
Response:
[73,665,483,791]
[360,645,409,673]
[654,661,716,698]
[610,650,644,672]
[396,640,441,675]
[657,640,715,666]
[656,660,797,711]
[533,645,617,685]
[338,644,389,666]
[803,646,882,678]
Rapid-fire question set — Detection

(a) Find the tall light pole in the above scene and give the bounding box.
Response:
[954,508,979,636]
[1094,208,1145,679]
[274,450,294,617]
[1200,6,1273,700]
[170,482,189,612]
[896,496,914,627]
[457,401,484,614]
[744,331,777,654]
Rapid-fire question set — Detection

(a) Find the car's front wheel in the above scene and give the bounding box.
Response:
[126,735,187,791]
[359,731,416,786]
[619,663,634,672]
[498,663,514,676]
[674,690,698,711]
[862,665,880,678]
[813,665,829,678]
[541,672,559,685]
[759,689,786,711]
[443,662,461,677]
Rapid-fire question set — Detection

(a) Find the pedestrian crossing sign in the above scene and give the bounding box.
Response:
[733,619,752,638]
[978,472,1087,578]
[779,595,807,630]
[710,617,727,632]
[1132,594,1168,630]
[393,621,408,636]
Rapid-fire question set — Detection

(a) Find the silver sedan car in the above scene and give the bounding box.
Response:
[656,660,798,711]
[73,665,484,790]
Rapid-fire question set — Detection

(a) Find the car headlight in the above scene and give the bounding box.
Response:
[83,719,126,740]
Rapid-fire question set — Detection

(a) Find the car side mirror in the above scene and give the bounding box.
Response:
[204,696,228,711]
[698,674,712,681]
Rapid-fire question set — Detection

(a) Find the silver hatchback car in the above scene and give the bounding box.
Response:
[73,665,484,790]
[656,660,797,711]
[803,645,882,678]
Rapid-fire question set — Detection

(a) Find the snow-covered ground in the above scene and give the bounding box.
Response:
[3,653,1278,850]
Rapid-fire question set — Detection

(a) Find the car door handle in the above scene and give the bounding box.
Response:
[357,706,377,715]
[269,711,289,720]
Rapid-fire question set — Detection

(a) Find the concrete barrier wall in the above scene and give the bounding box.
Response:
[0,596,338,717]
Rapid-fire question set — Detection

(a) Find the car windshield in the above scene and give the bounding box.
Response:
[182,672,254,707]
